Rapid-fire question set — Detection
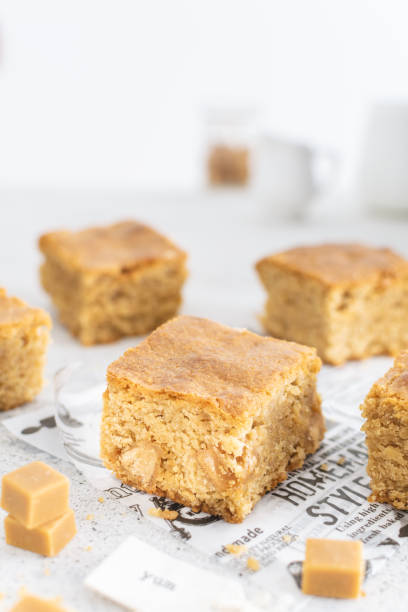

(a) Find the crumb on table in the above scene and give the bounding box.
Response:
[225,544,247,556]
[97,497,104,503]
[85,545,92,552]
[246,557,260,571]
[148,507,178,520]
[320,463,328,471]
[337,456,346,465]
[86,513,94,521]
[282,534,293,544]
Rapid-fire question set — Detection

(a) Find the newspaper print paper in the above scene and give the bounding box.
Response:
[4,357,408,611]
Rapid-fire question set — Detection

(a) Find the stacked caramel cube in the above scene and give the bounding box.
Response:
[1,461,76,557]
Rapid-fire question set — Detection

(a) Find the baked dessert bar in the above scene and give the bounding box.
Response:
[256,243,408,365]
[0,289,51,411]
[39,220,187,345]
[101,315,324,523]
[361,351,408,509]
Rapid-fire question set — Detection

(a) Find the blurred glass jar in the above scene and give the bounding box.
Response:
[203,106,257,188]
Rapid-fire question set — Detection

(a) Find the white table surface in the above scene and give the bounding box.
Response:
[0,190,408,611]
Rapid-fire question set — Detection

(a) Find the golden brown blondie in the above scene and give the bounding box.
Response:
[101,315,324,523]
[0,289,51,411]
[361,351,408,509]
[39,221,187,345]
[256,243,408,365]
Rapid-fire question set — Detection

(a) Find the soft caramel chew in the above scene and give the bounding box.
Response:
[0,289,51,411]
[101,315,324,523]
[10,594,70,612]
[1,462,70,529]
[5,509,76,557]
[39,220,188,345]
[302,538,364,599]
[361,351,408,508]
[256,243,408,365]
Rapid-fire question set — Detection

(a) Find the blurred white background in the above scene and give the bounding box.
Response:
[1,0,407,193]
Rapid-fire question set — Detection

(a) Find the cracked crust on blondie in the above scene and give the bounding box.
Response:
[256,243,408,364]
[101,316,324,522]
[39,221,188,344]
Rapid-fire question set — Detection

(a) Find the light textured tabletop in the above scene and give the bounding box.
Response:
[0,191,408,612]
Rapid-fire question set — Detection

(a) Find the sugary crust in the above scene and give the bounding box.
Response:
[39,220,187,273]
[107,315,321,416]
[368,351,408,402]
[0,289,51,331]
[256,243,408,287]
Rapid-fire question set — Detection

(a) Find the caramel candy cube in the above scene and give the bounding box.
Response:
[5,509,76,557]
[302,538,364,599]
[1,461,70,528]
[10,593,69,611]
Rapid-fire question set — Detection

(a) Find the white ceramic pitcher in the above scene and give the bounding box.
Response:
[254,135,339,218]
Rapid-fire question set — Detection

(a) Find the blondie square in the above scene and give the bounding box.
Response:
[361,351,408,509]
[256,243,408,365]
[0,290,51,411]
[101,315,324,523]
[302,539,364,599]
[39,220,188,345]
